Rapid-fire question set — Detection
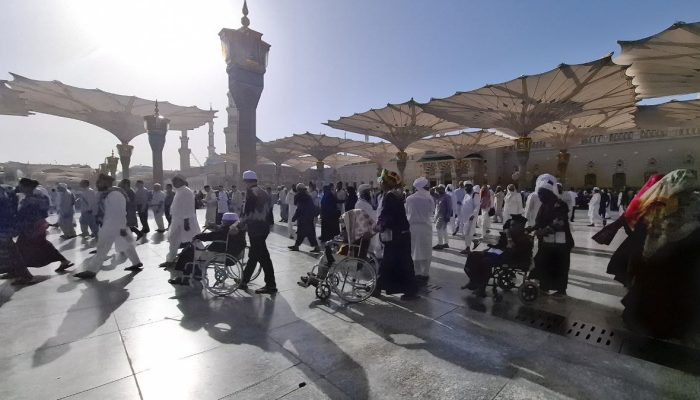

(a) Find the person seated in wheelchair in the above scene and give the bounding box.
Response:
[299,208,374,288]
[463,214,532,296]
[168,212,246,286]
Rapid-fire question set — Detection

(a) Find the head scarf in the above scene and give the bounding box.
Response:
[535,173,559,196]
[622,174,664,228]
[378,169,401,187]
[413,177,429,190]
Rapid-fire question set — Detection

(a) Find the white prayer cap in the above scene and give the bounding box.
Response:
[358,183,371,192]
[593,186,600,192]
[296,183,307,191]
[535,173,559,196]
[413,177,429,189]
[463,180,473,186]
[242,170,257,181]
[222,212,239,223]
[446,184,453,191]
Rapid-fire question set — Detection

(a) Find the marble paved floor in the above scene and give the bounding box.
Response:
[1,209,698,400]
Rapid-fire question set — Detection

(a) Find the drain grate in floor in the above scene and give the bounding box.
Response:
[511,307,567,334]
[563,321,624,351]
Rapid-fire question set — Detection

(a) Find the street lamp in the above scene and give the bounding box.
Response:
[144,101,170,184]
[105,150,119,178]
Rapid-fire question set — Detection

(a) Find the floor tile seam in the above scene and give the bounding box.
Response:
[488,381,510,400]
[0,288,177,324]
[0,328,121,361]
[130,341,229,375]
[114,316,145,400]
[213,362,303,400]
[54,375,135,400]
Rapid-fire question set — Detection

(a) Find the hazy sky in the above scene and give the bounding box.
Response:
[1,0,699,169]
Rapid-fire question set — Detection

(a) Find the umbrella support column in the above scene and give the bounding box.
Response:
[316,160,324,186]
[148,132,167,185]
[557,149,570,184]
[116,143,133,180]
[396,151,408,179]
[515,137,532,190]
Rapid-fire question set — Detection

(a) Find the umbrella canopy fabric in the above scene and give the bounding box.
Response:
[283,156,318,172]
[325,99,463,151]
[617,21,700,99]
[636,99,700,129]
[530,106,637,149]
[272,132,370,161]
[319,153,368,169]
[257,140,305,165]
[350,142,423,168]
[421,55,637,137]
[412,129,513,159]
[6,74,217,143]
[0,81,32,116]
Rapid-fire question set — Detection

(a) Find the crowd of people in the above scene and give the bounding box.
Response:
[0,167,698,339]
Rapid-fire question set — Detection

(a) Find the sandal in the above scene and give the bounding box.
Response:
[55,262,75,272]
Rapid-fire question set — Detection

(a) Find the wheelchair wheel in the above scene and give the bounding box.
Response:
[203,253,242,296]
[496,269,517,290]
[331,257,376,303]
[316,282,331,300]
[518,280,539,303]
[223,258,261,282]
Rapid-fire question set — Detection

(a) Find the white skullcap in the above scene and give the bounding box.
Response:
[463,180,473,186]
[413,177,429,189]
[535,173,559,196]
[296,183,307,191]
[221,212,239,223]
[242,170,257,181]
[358,183,371,192]
[446,184,453,191]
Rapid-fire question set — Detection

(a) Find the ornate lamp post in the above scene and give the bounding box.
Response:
[144,101,170,184]
[105,150,119,178]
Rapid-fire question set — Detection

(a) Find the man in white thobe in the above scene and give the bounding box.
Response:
[162,176,201,266]
[460,183,477,254]
[286,185,297,238]
[216,185,229,225]
[77,179,99,238]
[524,190,542,229]
[230,185,243,214]
[406,177,434,283]
[452,182,465,235]
[204,185,217,227]
[587,187,603,227]
[74,174,142,279]
[150,183,166,232]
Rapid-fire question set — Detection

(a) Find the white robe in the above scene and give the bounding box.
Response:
[588,193,602,224]
[205,190,217,225]
[168,186,200,261]
[502,191,524,222]
[460,194,478,247]
[355,198,380,257]
[217,191,229,214]
[524,192,541,228]
[406,189,434,266]
[84,190,139,272]
[150,190,166,230]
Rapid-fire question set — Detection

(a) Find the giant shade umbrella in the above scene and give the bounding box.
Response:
[413,130,513,183]
[272,132,370,182]
[325,99,463,178]
[257,140,304,186]
[351,142,423,177]
[422,55,637,188]
[636,99,700,129]
[7,74,216,181]
[617,21,700,99]
[0,81,32,116]
[530,106,637,183]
